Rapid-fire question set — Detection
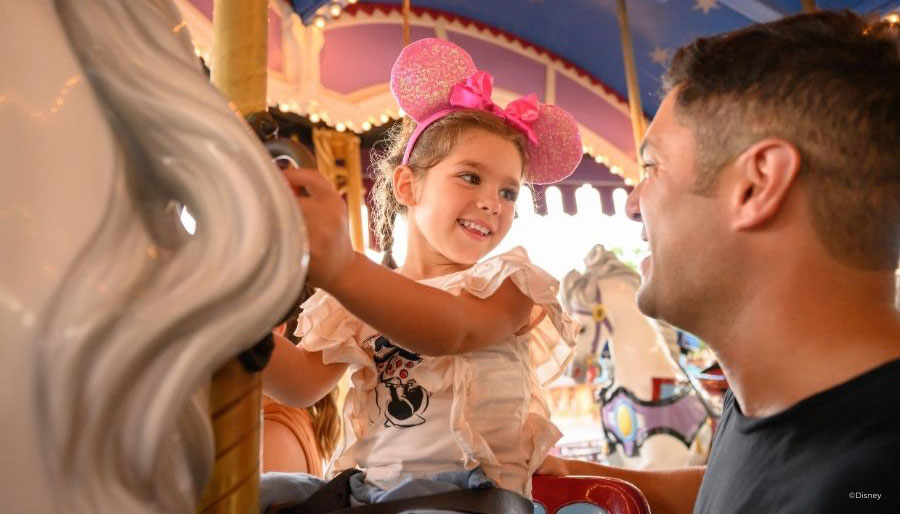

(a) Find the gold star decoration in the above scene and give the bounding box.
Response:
[694,0,720,15]
[650,47,670,65]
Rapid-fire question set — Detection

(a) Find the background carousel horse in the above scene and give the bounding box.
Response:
[561,245,712,469]
[0,1,307,512]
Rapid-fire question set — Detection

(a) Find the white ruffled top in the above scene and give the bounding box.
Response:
[295,247,578,496]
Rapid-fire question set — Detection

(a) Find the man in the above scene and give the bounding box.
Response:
[539,10,900,514]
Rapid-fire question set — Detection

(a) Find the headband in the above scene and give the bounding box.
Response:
[390,38,583,185]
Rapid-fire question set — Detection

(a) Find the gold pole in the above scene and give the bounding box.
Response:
[802,0,816,13]
[402,0,411,46]
[211,0,269,115]
[197,361,263,514]
[344,140,365,252]
[615,0,646,183]
[201,0,269,512]
[312,128,366,251]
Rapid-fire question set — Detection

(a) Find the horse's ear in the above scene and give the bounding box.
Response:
[562,269,580,292]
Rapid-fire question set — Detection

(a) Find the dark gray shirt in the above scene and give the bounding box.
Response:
[694,359,900,513]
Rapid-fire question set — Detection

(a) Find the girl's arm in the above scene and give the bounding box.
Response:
[327,252,534,356]
[262,332,347,408]
[283,167,533,356]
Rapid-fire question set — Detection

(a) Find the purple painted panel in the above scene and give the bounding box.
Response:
[447,33,545,102]
[189,0,213,19]
[268,7,283,73]
[598,187,616,216]
[321,25,436,94]
[558,184,578,216]
[556,74,635,158]
[568,155,621,185]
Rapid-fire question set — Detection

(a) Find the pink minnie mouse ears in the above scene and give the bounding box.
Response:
[390,38,583,185]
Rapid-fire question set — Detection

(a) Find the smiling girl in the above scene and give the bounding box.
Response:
[263,38,583,510]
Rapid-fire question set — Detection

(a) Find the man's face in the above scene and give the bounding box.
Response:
[624,90,731,328]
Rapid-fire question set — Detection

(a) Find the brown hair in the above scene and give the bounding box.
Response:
[307,388,341,458]
[369,109,529,267]
[663,10,900,270]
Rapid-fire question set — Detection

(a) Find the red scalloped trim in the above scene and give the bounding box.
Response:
[346,2,627,105]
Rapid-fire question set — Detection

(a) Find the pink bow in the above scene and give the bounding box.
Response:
[448,71,539,144]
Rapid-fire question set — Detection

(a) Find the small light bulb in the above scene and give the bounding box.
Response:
[330,4,342,17]
[362,121,372,131]
[309,113,321,123]
[314,16,326,28]
[380,113,389,123]
[336,122,346,132]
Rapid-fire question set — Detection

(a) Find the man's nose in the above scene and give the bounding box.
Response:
[625,181,643,222]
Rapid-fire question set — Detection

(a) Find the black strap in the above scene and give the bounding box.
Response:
[327,487,533,514]
[266,468,533,514]
[268,469,361,514]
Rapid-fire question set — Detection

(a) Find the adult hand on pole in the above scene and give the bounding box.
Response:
[282,167,357,291]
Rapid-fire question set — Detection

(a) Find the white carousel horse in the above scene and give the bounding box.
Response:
[561,245,710,469]
[0,1,306,513]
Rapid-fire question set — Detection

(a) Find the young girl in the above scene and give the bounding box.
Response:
[264,38,583,508]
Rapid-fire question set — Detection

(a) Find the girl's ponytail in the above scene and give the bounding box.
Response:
[371,119,414,269]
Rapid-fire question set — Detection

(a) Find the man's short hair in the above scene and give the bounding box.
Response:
[664,10,899,270]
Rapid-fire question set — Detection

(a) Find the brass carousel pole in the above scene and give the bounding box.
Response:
[198,0,269,513]
[402,0,411,46]
[615,0,646,184]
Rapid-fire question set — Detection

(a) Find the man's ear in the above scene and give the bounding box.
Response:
[729,138,801,230]
[393,165,417,207]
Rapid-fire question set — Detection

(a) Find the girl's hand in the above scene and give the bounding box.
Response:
[282,167,356,290]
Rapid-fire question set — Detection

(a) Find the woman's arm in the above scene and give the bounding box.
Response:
[262,333,347,408]
[538,456,705,514]
[326,252,533,356]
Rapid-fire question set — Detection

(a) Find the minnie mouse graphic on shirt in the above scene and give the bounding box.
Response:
[368,335,431,428]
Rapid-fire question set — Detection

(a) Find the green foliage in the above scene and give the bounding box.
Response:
[608,246,642,273]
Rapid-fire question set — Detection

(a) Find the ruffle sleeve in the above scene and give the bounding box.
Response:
[432,246,579,383]
[293,289,371,369]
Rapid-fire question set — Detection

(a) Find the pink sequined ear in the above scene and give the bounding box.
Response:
[390,38,477,122]
[527,104,583,184]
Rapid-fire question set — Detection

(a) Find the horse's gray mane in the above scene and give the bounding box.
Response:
[36,1,306,512]
[562,244,640,311]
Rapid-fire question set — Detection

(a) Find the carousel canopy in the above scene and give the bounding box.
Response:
[177,0,899,214]
[292,0,900,116]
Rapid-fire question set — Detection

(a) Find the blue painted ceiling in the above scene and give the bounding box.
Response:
[291,0,898,116]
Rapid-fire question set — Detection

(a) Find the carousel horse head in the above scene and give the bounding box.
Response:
[561,245,710,469]
[1,1,306,512]
[561,244,680,397]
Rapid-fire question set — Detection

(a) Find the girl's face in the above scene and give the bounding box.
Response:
[403,128,523,271]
